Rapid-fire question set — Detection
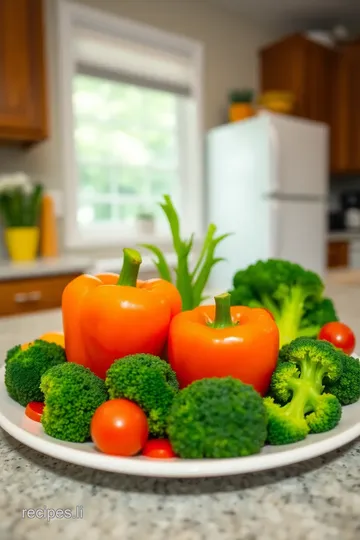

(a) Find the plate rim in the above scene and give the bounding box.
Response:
[1,364,360,478]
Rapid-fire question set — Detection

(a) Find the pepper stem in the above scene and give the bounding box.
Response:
[209,292,238,328]
[117,248,142,287]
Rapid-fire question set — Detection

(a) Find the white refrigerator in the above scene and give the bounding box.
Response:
[206,111,329,292]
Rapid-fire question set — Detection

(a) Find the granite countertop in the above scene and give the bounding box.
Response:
[0,252,176,282]
[0,255,92,281]
[1,281,360,540]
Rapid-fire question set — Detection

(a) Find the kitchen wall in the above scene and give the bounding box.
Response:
[0,0,281,258]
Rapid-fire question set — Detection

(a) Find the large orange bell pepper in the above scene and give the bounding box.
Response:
[62,248,182,379]
[167,292,279,395]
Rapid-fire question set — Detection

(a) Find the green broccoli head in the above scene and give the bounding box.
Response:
[105,353,179,437]
[5,344,21,364]
[305,393,342,433]
[324,352,360,405]
[286,337,343,388]
[263,396,309,445]
[167,377,268,459]
[300,298,339,338]
[40,362,108,443]
[5,340,67,407]
[230,259,336,347]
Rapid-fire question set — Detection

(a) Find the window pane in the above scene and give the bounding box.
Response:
[113,202,140,224]
[78,163,111,195]
[94,203,113,222]
[149,169,175,197]
[115,166,144,196]
[77,203,113,226]
[72,72,181,231]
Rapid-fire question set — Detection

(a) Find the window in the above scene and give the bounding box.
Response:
[58,1,204,248]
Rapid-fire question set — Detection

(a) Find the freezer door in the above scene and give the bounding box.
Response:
[270,198,327,276]
[267,113,329,198]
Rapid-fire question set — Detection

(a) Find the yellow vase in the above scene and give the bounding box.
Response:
[5,227,40,262]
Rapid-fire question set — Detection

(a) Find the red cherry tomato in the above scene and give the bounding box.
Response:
[91,399,148,456]
[318,322,356,355]
[142,439,177,459]
[25,402,44,422]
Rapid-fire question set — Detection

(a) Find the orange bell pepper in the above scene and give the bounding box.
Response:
[62,248,182,379]
[167,292,279,395]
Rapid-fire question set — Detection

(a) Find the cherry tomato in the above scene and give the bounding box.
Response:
[91,399,148,456]
[142,439,177,459]
[25,402,44,422]
[318,322,356,355]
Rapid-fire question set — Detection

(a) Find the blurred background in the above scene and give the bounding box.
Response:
[1,0,360,321]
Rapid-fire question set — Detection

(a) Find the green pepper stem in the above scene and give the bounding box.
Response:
[209,292,237,328]
[117,248,142,287]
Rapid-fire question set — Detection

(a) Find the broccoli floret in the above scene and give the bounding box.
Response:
[324,351,360,405]
[105,353,179,437]
[264,397,310,445]
[264,337,343,445]
[5,340,66,407]
[305,394,341,433]
[269,361,300,403]
[40,362,108,443]
[287,337,343,387]
[277,343,292,365]
[167,377,268,459]
[230,259,337,347]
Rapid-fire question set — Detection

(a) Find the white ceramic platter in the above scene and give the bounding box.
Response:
[1,364,360,478]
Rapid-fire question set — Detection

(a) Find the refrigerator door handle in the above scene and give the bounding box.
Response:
[269,199,281,257]
[269,123,280,194]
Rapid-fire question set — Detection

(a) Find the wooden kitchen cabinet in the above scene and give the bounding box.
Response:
[0,0,48,142]
[260,34,336,125]
[327,241,349,268]
[0,274,79,317]
[331,40,360,173]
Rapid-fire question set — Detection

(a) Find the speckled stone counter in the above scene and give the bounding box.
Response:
[1,278,360,540]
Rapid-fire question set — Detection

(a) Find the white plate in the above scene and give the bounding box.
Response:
[1,364,360,478]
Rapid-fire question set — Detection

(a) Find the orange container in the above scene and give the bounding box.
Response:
[40,194,58,258]
[229,103,254,122]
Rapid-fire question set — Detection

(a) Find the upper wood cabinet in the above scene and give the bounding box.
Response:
[331,40,360,173]
[260,34,336,125]
[0,0,48,143]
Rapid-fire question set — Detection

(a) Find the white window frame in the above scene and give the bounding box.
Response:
[57,0,204,249]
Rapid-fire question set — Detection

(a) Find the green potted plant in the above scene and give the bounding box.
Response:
[228,88,255,122]
[0,173,43,262]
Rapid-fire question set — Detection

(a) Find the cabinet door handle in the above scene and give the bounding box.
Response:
[14,291,42,304]
[27,291,42,302]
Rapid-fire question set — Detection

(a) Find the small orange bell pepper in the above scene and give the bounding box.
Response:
[167,292,279,395]
[21,331,65,351]
[39,331,65,348]
[62,248,182,379]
